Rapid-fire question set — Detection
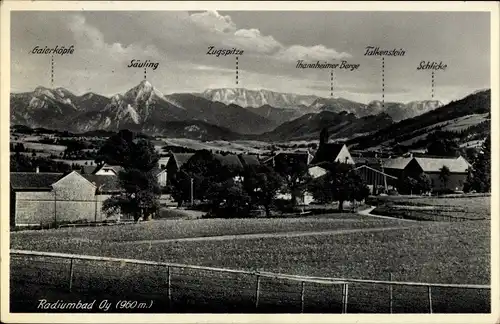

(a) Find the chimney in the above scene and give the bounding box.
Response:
[35,166,39,173]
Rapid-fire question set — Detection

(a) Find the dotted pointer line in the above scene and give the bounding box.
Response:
[331,70,334,97]
[431,71,435,99]
[51,54,54,87]
[382,57,385,109]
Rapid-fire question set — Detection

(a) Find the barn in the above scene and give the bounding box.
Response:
[10,170,122,228]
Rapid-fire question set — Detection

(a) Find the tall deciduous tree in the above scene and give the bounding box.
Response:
[308,162,369,211]
[439,165,451,189]
[100,130,160,221]
[426,132,460,157]
[274,158,312,206]
[243,165,284,217]
[465,136,491,193]
[95,129,134,166]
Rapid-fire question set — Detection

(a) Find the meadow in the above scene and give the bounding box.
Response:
[11,214,410,244]
[370,196,490,221]
[10,216,490,313]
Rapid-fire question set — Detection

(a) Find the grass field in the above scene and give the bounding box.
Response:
[160,138,271,154]
[10,214,490,313]
[12,141,67,152]
[11,215,410,244]
[370,196,490,221]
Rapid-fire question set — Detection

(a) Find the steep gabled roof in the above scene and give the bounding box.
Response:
[274,151,313,165]
[414,156,471,173]
[308,165,328,179]
[354,165,398,179]
[310,143,345,165]
[353,156,383,166]
[383,157,413,170]
[10,172,64,190]
[214,153,244,171]
[158,156,170,167]
[81,174,122,193]
[93,164,124,175]
[383,155,471,173]
[171,153,195,169]
[78,165,98,175]
[238,154,260,167]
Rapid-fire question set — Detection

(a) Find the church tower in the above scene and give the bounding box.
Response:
[319,128,329,146]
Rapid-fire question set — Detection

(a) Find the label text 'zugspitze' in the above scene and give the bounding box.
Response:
[206,46,244,57]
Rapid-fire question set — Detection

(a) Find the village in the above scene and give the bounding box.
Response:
[9,126,480,228]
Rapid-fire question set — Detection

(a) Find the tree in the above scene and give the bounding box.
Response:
[170,150,221,205]
[13,143,25,154]
[205,178,251,217]
[274,158,312,206]
[465,137,490,192]
[169,150,239,208]
[243,165,284,217]
[426,132,460,157]
[415,173,432,194]
[439,166,451,189]
[10,155,71,173]
[308,162,369,212]
[397,176,419,195]
[101,131,161,221]
[95,129,134,166]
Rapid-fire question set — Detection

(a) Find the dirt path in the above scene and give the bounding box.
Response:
[357,206,417,222]
[119,224,419,245]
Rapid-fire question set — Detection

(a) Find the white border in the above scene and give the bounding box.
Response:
[1,1,499,323]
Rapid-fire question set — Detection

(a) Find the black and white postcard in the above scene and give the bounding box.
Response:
[1,1,499,324]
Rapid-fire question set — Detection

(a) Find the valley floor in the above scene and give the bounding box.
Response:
[10,211,490,313]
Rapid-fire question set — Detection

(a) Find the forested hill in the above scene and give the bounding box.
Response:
[348,89,491,150]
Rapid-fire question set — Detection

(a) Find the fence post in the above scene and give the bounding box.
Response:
[389,273,393,313]
[68,258,74,292]
[54,190,57,228]
[342,283,349,314]
[341,284,345,313]
[254,274,261,309]
[428,285,433,313]
[167,266,172,309]
[300,281,305,313]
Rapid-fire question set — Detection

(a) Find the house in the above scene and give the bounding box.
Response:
[383,155,471,191]
[263,151,314,171]
[166,153,195,176]
[93,163,167,187]
[382,156,413,179]
[93,164,124,176]
[310,129,355,165]
[10,170,122,227]
[152,167,167,187]
[213,153,244,172]
[353,165,398,194]
[308,165,328,179]
[77,165,99,175]
[158,156,170,169]
[238,154,261,168]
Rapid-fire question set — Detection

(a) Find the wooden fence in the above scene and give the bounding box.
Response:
[10,250,491,313]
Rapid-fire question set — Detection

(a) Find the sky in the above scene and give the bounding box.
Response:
[11,10,491,104]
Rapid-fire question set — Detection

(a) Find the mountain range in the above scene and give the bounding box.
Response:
[11,82,486,145]
[198,88,443,122]
[348,89,491,150]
